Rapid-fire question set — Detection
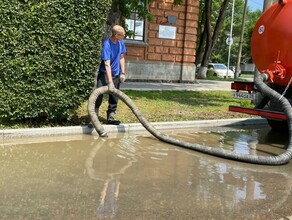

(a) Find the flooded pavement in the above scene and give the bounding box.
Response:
[1,126,292,220]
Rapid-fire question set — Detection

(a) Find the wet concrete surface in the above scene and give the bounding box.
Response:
[1,126,292,220]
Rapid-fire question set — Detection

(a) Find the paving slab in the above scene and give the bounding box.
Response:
[120,80,232,91]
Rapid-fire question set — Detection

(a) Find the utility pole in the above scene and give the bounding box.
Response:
[227,0,235,77]
[263,0,274,11]
[235,0,248,79]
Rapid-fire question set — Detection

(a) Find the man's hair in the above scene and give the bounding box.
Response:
[112,25,124,35]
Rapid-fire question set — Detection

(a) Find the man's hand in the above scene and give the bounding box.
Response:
[120,73,126,83]
[108,82,115,92]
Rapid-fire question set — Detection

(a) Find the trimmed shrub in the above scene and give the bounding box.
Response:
[0,0,111,121]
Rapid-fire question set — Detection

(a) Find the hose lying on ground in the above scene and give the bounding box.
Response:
[87,75,292,165]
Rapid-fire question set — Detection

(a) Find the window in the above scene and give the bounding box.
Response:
[125,11,145,41]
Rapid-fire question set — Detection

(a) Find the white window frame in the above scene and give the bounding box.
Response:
[125,8,146,42]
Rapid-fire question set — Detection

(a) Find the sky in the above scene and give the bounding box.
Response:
[248,0,264,11]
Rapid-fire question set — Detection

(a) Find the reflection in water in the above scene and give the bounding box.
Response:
[86,136,140,219]
[233,132,258,155]
[201,161,266,203]
[1,127,292,219]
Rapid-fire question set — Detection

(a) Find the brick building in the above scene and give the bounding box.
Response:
[125,0,199,82]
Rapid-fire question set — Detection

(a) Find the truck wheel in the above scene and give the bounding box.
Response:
[267,119,288,131]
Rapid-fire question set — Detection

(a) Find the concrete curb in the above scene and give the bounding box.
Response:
[1,118,267,139]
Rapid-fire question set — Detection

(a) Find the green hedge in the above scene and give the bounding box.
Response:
[0,0,111,121]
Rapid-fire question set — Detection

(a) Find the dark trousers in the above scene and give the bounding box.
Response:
[95,73,120,116]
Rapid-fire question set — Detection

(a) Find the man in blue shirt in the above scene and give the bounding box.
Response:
[95,25,127,125]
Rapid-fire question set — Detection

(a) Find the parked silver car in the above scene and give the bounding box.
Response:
[208,63,234,78]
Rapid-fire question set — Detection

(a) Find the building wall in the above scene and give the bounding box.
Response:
[125,0,199,82]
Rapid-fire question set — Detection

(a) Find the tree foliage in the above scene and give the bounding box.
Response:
[0,0,111,122]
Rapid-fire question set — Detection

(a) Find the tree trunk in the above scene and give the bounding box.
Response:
[197,0,230,79]
[210,0,229,51]
[195,1,206,67]
[197,0,211,79]
[195,27,206,67]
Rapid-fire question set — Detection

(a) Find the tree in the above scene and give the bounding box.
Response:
[196,0,230,79]
[195,0,263,79]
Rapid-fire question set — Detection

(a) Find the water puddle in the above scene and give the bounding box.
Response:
[1,126,292,219]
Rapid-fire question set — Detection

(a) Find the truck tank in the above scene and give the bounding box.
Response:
[229,0,292,131]
[251,0,292,86]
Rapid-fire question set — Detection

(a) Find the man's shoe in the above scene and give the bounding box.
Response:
[107,119,121,125]
[107,112,120,125]
[88,122,94,128]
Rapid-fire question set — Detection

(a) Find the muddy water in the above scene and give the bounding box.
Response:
[1,126,292,220]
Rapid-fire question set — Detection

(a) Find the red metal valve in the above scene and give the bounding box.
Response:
[262,63,286,83]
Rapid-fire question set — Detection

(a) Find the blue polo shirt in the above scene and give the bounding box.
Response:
[99,39,126,77]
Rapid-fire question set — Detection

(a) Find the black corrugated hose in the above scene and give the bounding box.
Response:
[87,75,292,165]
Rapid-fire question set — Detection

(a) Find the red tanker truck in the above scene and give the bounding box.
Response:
[229,0,292,130]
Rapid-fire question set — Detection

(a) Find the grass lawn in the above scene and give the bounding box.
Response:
[77,90,256,124]
[1,90,256,129]
[239,73,254,79]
